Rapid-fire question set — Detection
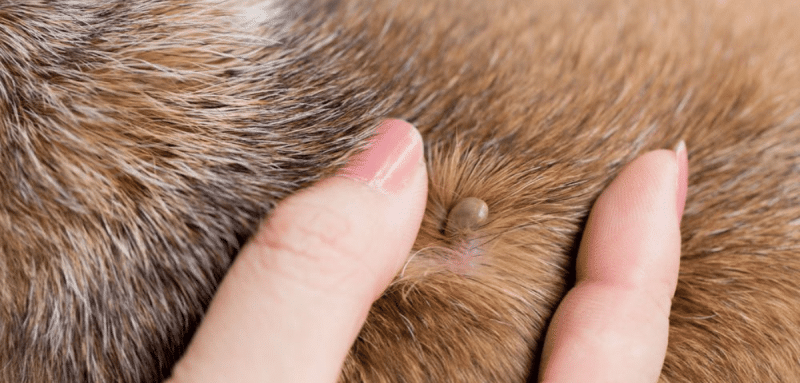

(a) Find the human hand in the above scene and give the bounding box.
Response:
[166,116,688,383]
[539,142,689,382]
[166,119,428,383]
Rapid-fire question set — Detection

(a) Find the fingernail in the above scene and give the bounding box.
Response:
[337,119,423,194]
[674,140,688,224]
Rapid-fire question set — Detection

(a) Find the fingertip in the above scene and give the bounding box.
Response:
[579,148,682,294]
[595,149,680,226]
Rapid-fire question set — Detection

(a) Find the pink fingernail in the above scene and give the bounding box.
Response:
[337,119,423,194]
[674,140,689,224]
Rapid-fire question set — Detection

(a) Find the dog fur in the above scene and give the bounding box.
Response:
[1,0,799,382]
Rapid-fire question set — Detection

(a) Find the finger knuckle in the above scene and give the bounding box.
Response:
[254,200,363,270]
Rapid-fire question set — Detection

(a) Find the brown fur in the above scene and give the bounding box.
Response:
[1,0,799,382]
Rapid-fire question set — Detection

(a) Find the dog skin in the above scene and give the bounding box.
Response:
[1,0,799,382]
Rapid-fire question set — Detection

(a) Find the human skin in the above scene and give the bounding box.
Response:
[166,119,688,383]
[539,142,689,383]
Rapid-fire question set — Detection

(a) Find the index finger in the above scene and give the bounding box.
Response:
[539,144,689,383]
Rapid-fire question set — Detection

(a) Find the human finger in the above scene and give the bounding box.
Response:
[167,119,428,383]
[539,142,689,382]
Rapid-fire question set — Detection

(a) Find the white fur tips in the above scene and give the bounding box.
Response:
[201,0,284,29]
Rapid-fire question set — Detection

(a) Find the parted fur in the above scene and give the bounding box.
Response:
[1,0,799,382]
